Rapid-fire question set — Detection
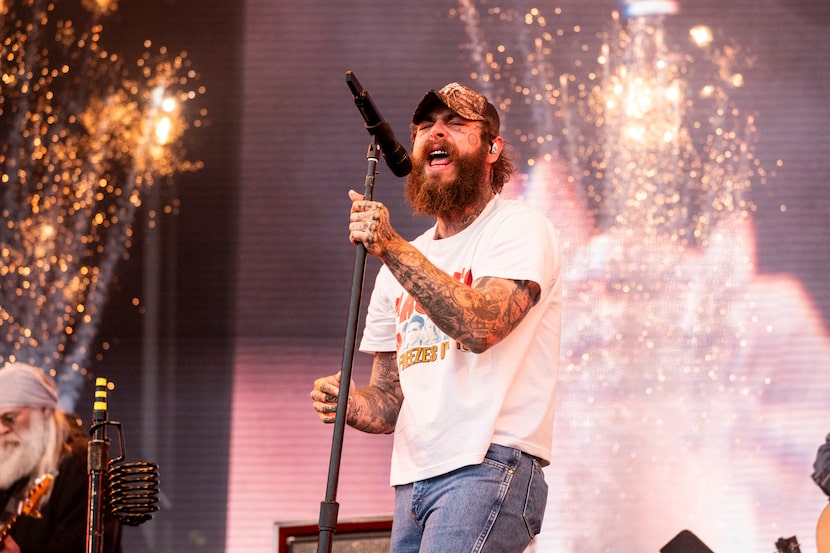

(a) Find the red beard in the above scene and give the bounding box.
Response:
[405,141,489,218]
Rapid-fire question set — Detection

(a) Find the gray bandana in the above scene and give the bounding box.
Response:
[0,362,59,410]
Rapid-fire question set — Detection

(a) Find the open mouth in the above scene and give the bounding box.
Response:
[428,148,451,168]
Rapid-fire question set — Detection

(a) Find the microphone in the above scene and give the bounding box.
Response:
[346,70,412,177]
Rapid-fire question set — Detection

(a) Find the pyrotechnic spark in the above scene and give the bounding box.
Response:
[0,0,204,409]
[453,3,764,244]
[453,2,777,551]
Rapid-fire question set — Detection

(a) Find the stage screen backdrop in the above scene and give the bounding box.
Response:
[229,1,830,552]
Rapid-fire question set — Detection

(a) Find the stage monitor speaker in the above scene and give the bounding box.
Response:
[274,516,393,553]
[661,529,716,553]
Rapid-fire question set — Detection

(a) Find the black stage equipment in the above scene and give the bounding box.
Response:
[86,377,160,553]
[660,529,716,553]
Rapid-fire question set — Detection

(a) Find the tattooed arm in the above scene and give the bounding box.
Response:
[310,351,402,434]
[348,191,541,354]
[384,243,539,353]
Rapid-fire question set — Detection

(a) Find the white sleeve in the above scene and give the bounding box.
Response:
[473,206,560,287]
[358,266,399,353]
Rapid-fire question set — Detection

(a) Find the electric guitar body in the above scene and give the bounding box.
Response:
[819,503,830,553]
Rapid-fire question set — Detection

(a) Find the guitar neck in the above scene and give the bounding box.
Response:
[0,514,19,542]
[0,473,54,544]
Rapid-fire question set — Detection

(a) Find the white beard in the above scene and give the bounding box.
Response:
[0,410,49,490]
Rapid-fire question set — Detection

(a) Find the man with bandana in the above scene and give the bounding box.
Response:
[311,82,562,552]
[0,362,122,553]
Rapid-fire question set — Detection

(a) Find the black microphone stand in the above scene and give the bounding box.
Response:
[316,139,379,553]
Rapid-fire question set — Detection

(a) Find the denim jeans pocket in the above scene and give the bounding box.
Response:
[523,457,548,537]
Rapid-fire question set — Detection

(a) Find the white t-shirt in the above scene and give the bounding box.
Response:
[359,195,563,486]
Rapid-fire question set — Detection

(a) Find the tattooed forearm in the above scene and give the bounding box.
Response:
[381,241,541,353]
[349,352,402,434]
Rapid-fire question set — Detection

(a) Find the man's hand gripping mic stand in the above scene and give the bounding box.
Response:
[316,70,399,553]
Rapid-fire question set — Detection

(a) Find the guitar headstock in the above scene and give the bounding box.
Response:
[17,473,55,518]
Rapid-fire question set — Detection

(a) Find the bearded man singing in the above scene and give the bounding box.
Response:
[311,82,562,553]
[0,362,122,553]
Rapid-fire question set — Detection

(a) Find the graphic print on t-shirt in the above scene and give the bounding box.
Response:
[395,267,474,372]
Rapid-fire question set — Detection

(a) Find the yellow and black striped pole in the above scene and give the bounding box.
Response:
[86,377,109,553]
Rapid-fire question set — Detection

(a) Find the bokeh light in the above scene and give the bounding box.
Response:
[0,0,204,409]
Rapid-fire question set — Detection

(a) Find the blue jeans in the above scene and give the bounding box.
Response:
[390,444,548,553]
